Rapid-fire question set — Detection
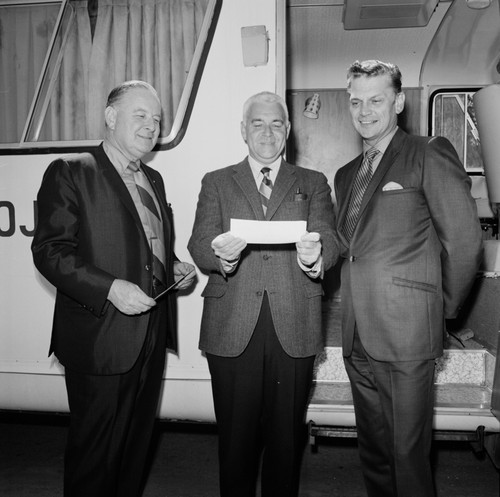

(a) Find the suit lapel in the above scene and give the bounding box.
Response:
[337,154,363,234]
[355,129,406,231]
[96,145,158,252]
[337,129,407,245]
[232,158,298,221]
[232,159,267,220]
[95,146,143,229]
[266,160,296,220]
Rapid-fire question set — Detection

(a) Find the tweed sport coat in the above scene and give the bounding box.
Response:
[188,158,339,358]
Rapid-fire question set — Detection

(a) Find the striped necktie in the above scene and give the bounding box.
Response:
[342,147,379,241]
[127,161,167,285]
[259,167,273,216]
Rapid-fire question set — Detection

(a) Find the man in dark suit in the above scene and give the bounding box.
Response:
[32,80,195,497]
[334,60,483,497]
[188,91,339,497]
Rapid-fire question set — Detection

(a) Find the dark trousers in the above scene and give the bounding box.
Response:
[344,328,436,497]
[63,304,167,497]
[207,294,315,497]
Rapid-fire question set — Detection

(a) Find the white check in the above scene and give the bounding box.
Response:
[230,219,307,244]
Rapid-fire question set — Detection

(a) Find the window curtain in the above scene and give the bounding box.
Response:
[41,1,93,141]
[1,0,209,143]
[0,4,60,143]
[86,0,209,139]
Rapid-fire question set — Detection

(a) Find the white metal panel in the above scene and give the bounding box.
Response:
[0,0,280,420]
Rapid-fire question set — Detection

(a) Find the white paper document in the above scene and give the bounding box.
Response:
[230,219,307,244]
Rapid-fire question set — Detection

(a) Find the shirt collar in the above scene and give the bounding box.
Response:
[363,126,398,156]
[103,140,138,174]
[247,155,282,181]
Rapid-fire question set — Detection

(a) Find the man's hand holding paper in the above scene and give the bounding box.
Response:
[211,232,247,263]
[296,231,321,267]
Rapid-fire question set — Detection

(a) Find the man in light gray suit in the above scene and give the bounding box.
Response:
[334,60,483,497]
[188,91,339,497]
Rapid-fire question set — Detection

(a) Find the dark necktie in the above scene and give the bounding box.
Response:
[342,148,379,241]
[259,167,273,216]
[126,161,167,284]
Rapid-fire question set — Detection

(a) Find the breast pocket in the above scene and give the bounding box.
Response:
[377,187,427,234]
[279,200,308,220]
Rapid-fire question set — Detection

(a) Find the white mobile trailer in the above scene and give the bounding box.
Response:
[1,0,500,466]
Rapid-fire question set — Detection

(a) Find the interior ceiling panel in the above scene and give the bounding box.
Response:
[343,0,440,29]
[287,2,450,89]
[421,0,500,87]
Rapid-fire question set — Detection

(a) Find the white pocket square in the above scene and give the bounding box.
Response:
[382,181,403,191]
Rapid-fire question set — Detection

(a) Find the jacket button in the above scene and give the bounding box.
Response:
[263,255,271,260]
[145,265,151,271]
[349,256,356,262]
[256,291,263,296]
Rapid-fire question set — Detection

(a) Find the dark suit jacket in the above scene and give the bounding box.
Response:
[32,144,177,375]
[188,158,339,358]
[334,129,483,362]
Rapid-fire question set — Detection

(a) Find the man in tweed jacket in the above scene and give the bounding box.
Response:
[188,91,339,497]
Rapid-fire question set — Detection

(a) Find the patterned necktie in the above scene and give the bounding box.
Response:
[259,167,273,216]
[127,161,167,284]
[342,147,379,241]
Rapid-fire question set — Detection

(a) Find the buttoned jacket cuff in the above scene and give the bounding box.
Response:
[297,255,323,279]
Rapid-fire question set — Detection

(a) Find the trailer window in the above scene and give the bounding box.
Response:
[0,0,220,149]
[430,90,484,173]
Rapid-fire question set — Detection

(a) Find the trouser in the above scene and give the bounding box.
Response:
[344,327,436,497]
[63,305,166,497]
[207,293,315,497]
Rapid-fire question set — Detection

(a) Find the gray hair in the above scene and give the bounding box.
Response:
[106,80,160,108]
[242,91,289,123]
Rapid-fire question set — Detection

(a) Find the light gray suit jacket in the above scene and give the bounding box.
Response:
[334,129,483,362]
[188,158,339,358]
